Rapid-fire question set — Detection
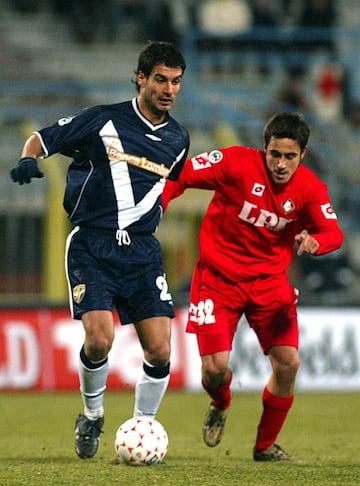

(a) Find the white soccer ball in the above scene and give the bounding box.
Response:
[114,417,168,466]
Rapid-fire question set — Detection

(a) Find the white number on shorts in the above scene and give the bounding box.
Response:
[156,275,172,301]
[196,299,215,325]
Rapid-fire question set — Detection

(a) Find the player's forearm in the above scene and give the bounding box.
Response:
[162,179,185,210]
[21,134,43,159]
[310,227,344,256]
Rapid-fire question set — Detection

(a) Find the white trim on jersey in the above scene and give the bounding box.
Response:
[131,98,168,131]
[34,131,49,158]
[64,225,81,318]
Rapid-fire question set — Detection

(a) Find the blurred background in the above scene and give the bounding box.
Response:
[1,0,360,309]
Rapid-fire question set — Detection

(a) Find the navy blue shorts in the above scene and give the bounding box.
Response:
[65,227,175,323]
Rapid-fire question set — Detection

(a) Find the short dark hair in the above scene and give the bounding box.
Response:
[263,112,310,150]
[134,41,186,92]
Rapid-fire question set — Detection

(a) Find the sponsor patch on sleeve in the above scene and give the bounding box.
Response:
[321,203,337,219]
[191,150,223,170]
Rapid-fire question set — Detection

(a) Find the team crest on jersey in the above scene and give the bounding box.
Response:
[208,150,223,163]
[58,116,75,126]
[251,182,265,196]
[321,203,337,219]
[281,198,296,214]
[73,284,86,304]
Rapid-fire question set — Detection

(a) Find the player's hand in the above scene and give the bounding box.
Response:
[295,232,319,256]
[10,157,44,185]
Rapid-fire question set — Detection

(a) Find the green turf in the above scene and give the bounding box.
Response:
[1,390,360,485]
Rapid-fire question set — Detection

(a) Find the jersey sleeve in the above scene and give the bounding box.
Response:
[162,148,229,210]
[301,179,344,255]
[37,106,102,157]
[167,129,190,182]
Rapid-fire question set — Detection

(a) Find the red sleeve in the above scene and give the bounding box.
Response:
[302,179,344,255]
[162,178,186,211]
[308,207,344,255]
[162,148,230,210]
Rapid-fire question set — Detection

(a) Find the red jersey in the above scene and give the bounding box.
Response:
[162,146,344,281]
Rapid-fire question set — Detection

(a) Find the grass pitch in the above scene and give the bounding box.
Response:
[1,390,360,485]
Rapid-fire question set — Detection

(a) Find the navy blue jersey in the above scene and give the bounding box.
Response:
[36,98,190,232]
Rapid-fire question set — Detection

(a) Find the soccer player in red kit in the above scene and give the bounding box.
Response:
[162,112,344,461]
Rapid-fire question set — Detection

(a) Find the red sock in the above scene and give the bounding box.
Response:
[202,369,232,411]
[255,387,294,452]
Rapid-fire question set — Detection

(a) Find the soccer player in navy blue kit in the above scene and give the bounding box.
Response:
[10,41,189,459]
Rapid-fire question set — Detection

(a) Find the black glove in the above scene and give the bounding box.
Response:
[10,157,44,185]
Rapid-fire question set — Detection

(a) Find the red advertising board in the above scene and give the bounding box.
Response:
[2,307,359,391]
[0,308,191,391]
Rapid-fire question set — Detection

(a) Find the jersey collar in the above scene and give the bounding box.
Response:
[132,98,169,131]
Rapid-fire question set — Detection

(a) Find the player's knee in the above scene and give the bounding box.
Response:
[273,354,301,381]
[203,363,222,376]
[202,363,228,384]
[144,342,171,367]
[85,334,113,361]
[283,353,301,374]
[291,354,301,372]
[270,346,301,373]
[201,353,229,378]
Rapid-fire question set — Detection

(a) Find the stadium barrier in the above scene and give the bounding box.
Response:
[1,307,359,392]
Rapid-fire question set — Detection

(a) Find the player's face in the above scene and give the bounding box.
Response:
[137,64,183,122]
[265,137,307,184]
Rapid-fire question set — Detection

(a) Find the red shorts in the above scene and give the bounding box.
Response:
[187,261,299,356]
